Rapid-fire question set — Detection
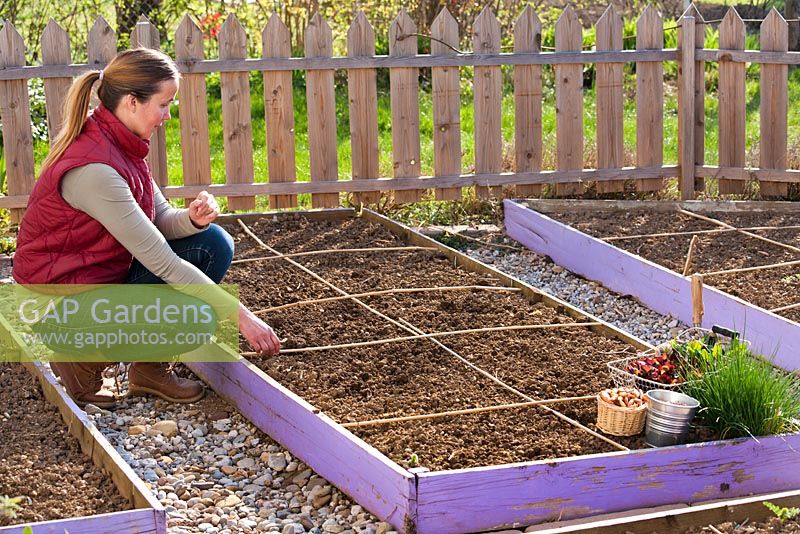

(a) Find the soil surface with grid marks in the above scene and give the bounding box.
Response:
[548,210,800,324]
[222,216,717,471]
[0,364,129,527]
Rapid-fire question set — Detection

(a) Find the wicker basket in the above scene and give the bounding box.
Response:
[596,392,648,437]
[607,356,686,392]
[608,327,738,392]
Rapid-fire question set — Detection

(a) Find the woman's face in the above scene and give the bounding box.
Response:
[127,79,178,140]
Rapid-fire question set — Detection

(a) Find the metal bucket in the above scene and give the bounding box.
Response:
[645,390,700,447]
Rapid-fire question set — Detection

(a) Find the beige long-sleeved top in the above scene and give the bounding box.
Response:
[61,163,238,319]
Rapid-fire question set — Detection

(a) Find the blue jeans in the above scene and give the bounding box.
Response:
[127,223,234,284]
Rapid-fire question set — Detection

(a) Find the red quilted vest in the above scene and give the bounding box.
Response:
[13,105,155,284]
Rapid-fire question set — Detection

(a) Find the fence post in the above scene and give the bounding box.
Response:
[431,8,461,202]
[87,17,116,111]
[554,6,584,197]
[596,5,624,194]
[305,12,339,209]
[175,15,212,207]
[389,9,422,204]
[759,8,789,198]
[132,18,169,189]
[264,14,298,209]
[347,11,380,205]
[678,11,696,200]
[636,6,664,193]
[218,15,256,211]
[41,20,72,144]
[0,22,35,223]
[688,5,705,194]
[513,6,543,199]
[718,8,746,195]
[473,7,502,200]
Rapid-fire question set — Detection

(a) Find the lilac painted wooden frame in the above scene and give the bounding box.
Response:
[504,199,800,371]
[0,509,164,534]
[177,209,800,533]
[415,433,800,533]
[0,317,166,534]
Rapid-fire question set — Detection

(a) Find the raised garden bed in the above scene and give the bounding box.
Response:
[0,320,166,533]
[179,209,800,533]
[505,199,800,372]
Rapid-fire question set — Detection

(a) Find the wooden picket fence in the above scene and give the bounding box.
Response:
[1,4,799,221]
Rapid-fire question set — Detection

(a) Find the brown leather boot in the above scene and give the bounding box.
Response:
[128,363,205,403]
[50,362,116,409]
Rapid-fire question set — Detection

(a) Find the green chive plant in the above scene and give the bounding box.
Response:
[682,339,800,439]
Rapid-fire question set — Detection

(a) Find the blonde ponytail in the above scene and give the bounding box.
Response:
[41,71,101,171]
[41,48,179,172]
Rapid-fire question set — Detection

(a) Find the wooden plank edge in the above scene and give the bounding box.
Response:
[0,167,678,208]
[697,164,800,182]
[525,488,800,533]
[517,198,800,214]
[0,508,163,534]
[697,48,800,64]
[414,433,800,534]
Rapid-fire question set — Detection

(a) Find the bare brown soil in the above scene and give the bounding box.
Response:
[686,516,800,534]
[0,364,129,527]
[221,216,716,471]
[549,210,800,324]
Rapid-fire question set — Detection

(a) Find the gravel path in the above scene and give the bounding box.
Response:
[88,392,392,534]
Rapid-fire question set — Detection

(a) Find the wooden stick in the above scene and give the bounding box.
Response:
[692,274,704,327]
[231,246,436,265]
[770,301,800,313]
[340,395,595,428]
[682,235,700,276]
[701,258,800,278]
[237,219,627,451]
[678,208,800,254]
[254,285,521,315]
[603,224,800,242]
[605,228,728,241]
[243,322,602,356]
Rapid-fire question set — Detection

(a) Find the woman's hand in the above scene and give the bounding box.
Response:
[188,190,220,228]
[239,304,281,357]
